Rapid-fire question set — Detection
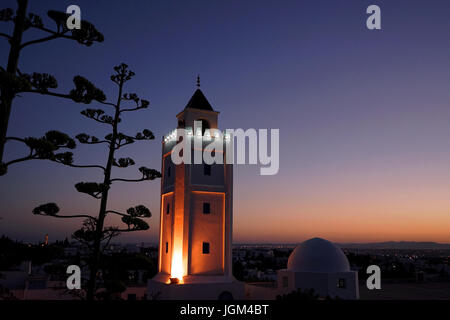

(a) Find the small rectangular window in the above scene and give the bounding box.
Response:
[165,242,168,253]
[203,202,211,214]
[167,166,171,177]
[203,164,211,176]
[202,242,210,254]
[166,203,170,214]
[338,278,346,289]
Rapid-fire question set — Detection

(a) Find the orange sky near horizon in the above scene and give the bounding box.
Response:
[230,158,450,244]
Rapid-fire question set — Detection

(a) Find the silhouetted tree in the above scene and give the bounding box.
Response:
[0,0,104,175]
[32,63,161,300]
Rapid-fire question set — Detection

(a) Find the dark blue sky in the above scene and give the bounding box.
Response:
[1,0,450,243]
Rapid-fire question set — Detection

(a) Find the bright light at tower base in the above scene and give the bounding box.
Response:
[170,250,184,283]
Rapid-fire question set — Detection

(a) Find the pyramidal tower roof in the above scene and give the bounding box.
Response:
[184,88,214,111]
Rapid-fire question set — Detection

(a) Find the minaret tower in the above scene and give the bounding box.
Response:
[148,81,243,299]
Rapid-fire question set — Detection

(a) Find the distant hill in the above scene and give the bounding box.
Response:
[338,241,450,250]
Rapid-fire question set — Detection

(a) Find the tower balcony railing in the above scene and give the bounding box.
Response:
[163,127,231,144]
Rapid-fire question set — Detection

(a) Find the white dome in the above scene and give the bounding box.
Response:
[287,238,350,273]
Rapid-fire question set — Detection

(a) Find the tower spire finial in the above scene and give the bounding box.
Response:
[196,75,200,88]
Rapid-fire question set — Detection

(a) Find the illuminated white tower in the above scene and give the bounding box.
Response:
[148,80,244,299]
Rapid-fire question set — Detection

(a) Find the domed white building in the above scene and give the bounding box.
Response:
[276,238,359,299]
[245,238,359,300]
[287,237,350,273]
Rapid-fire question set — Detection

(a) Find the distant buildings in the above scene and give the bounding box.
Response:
[0,261,72,300]
[1,237,449,300]
[0,241,154,300]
